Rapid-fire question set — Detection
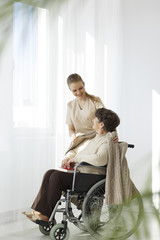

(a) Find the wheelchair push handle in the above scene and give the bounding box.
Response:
[128,144,134,148]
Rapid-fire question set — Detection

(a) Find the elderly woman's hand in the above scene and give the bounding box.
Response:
[62,157,70,168]
[66,159,76,169]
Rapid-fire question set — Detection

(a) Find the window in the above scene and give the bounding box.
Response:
[13,2,48,128]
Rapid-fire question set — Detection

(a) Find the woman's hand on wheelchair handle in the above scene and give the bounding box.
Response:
[71,133,77,142]
[113,129,119,143]
[113,135,119,143]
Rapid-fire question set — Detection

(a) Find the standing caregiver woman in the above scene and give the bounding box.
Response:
[66,73,105,142]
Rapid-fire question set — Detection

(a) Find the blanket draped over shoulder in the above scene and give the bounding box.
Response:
[65,131,139,205]
[65,130,96,154]
[105,132,139,205]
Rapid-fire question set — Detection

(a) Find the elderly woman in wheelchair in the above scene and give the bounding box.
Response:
[23,108,143,240]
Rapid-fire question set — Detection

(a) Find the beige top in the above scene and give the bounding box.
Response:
[65,138,91,159]
[65,133,108,174]
[66,96,104,133]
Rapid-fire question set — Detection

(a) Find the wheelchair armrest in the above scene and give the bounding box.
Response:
[79,161,92,166]
[78,161,106,169]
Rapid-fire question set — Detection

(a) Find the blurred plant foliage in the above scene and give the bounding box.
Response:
[88,191,160,240]
[0,0,47,55]
[139,191,160,239]
[0,0,13,53]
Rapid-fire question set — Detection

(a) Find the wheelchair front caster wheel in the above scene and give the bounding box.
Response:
[50,223,70,240]
[39,220,56,235]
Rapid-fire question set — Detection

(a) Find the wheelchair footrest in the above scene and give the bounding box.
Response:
[34,219,50,227]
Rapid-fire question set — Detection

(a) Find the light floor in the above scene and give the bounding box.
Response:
[0,201,159,240]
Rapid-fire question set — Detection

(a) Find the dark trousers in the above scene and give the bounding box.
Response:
[31,169,73,218]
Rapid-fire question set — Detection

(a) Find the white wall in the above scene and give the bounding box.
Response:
[92,0,160,193]
[121,0,160,192]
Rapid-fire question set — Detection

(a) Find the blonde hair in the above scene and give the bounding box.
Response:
[67,73,84,86]
[67,73,101,102]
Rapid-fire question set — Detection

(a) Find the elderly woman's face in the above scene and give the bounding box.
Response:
[92,117,105,133]
[69,81,85,98]
[92,117,100,131]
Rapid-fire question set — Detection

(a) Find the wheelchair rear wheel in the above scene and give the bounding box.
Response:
[82,179,143,240]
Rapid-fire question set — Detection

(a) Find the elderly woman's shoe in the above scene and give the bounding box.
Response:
[23,211,41,218]
[31,214,49,222]
[23,211,33,217]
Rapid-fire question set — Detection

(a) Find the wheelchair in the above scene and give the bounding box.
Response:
[38,144,144,240]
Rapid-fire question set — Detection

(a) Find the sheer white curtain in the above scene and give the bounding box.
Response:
[0,0,123,223]
[49,0,123,166]
[0,1,56,222]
